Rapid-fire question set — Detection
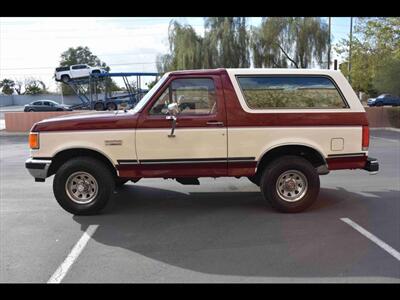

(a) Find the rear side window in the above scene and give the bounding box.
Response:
[72,65,87,70]
[236,76,347,109]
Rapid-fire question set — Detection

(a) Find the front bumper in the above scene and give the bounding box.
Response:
[364,157,379,173]
[25,158,52,182]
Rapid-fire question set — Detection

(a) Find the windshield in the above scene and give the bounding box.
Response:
[131,73,169,113]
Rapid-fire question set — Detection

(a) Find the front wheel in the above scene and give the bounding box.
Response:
[53,157,115,215]
[260,155,320,213]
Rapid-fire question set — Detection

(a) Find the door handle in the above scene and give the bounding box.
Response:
[206,121,224,126]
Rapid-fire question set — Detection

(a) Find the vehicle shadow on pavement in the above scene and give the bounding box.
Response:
[72,185,400,279]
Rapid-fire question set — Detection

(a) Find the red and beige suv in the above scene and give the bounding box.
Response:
[26,68,379,215]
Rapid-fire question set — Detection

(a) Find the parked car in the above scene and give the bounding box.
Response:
[367,94,400,107]
[25,68,379,215]
[24,100,72,112]
[54,64,107,82]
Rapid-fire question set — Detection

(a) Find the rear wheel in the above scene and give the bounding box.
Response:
[260,155,320,213]
[106,102,117,111]
[94,102,104,111]
[53,157,115,215]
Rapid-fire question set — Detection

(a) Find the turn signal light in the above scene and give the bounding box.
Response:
[362,125,369,151]
[29,132,39,149]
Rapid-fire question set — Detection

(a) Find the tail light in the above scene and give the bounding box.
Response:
[29,132,39,149]
[362,125,369,151]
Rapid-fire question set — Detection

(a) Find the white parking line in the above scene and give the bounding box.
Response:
[48,225,99,283]
[341,218,400,261]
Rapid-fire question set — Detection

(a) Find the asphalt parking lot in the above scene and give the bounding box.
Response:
[0,129,399,283]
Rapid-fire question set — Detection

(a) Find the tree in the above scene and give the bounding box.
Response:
[157,21,204,73]
[0,79,15,95]
[24,78,47,95]
[203,17,250,68]
[60,46,108,69]
[335,17,400,95]
[14,79,23,95]
[251,17,329,68]
[373,56,400,96]
[157,18,250,73]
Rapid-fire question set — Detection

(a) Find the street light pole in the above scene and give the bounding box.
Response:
[348,17,353,82]
[328,17,331,69]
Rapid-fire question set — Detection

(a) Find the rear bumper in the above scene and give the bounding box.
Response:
[25,158,52,182]
[364,157,379,173]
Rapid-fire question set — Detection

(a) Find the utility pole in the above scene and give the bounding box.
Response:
[328,17,331,69]
[348,17,353,82]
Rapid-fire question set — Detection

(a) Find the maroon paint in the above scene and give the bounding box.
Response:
[228,161,258,176]
[117,162,228,178]
[326,156,367,170]
[31,111,139,132]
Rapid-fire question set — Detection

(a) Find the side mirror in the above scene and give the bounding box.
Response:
[167,102,179,116]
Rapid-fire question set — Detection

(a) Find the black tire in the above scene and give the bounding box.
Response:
[260,155,320,213]
[28,109,35,112]
[106,103,117,111]
[94,102,104,111]
[61,75,70,83]
[376,102,383,107]
[53,157,115,215]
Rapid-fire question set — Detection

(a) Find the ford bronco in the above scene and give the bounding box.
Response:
[26,68,379,215]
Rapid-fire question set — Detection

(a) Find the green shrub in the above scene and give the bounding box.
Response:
[387,107,400,128]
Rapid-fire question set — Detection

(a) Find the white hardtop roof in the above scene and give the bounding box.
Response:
[226,68,341,75]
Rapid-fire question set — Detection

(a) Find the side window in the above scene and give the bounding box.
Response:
[149,88,170,115]
[236,76,347,109]
[149,78,217,115]
[32,101,42,105]
[72,65,86,70]
[43,102,51,106]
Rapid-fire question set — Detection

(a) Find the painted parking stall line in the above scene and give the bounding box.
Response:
[48,225,99,283]
[341,218,400,261]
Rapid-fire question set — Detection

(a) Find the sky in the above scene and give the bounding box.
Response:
[0,17,353,93]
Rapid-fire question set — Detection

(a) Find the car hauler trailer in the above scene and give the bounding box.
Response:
[60,72,160,110]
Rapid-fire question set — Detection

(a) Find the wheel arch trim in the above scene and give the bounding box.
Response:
[255,142,328,172]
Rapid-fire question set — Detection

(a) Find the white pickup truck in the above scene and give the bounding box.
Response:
[54,64,107,82]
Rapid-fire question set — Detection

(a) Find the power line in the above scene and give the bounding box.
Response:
[0,62,156,70]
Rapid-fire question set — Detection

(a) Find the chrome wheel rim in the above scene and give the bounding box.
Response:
[65,172,98,204]
[276,170,308,202]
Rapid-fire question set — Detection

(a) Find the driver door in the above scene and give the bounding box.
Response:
[135,75,227,178]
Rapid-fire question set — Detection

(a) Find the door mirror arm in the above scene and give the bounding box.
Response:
[166,102,179,137]
[166,115,177,137]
